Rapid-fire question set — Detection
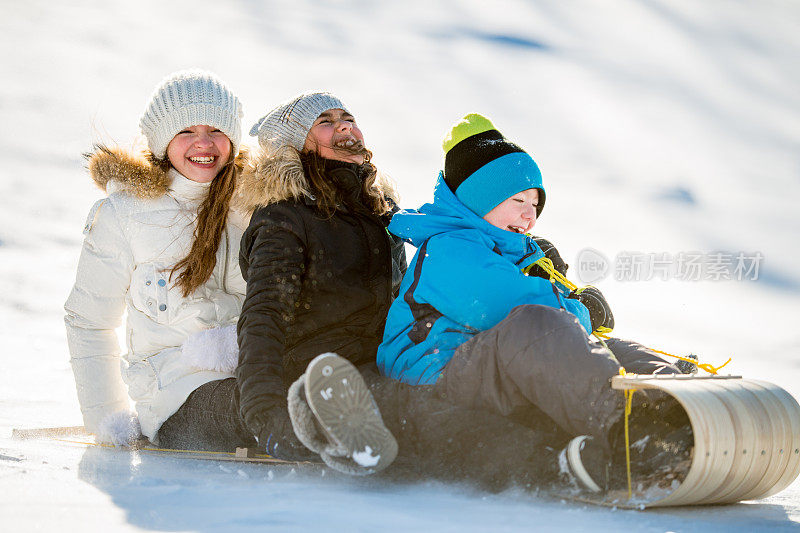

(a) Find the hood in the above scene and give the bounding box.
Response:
[86,146,171,199]
[234,145,400,214]
[86,145,248,200]
[388,172,543,267]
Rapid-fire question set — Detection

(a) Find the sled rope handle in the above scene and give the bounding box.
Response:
[619,368,635,500]
[596,330,731,375]
[524,257,732,375]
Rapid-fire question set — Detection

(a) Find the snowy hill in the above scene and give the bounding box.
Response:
[1,0,799,530]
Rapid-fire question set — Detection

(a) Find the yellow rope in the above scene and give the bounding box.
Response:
[524,257,578,291]
[620,368,634,500]
[524,256,732,375]
[526,253,736,498]
[595,331,731,375]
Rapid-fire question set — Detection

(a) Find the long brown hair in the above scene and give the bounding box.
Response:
[299,145,392,218]
[148,147,241,297]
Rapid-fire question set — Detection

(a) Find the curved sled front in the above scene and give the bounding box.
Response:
[611,374,800,507]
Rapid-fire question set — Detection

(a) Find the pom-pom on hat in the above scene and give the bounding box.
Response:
[139,69,243,159]
[249,91,350,152]
[442,113,545,218]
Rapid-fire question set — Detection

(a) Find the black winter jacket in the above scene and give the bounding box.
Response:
[236,161,406,440]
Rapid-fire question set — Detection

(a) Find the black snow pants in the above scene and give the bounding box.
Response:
[157,370,563,491]
[434,304,680,448]
[362,363,569,490]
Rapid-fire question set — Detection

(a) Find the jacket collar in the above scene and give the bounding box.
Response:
[234,145,399,214]
[321,159,363,204]
[389,172,543,268]
[166,168,212,204]
[295,160,364,209]
[87,146,222,204]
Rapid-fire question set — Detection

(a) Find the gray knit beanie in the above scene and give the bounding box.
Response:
[249,91,349,151]
[139,69,243,159]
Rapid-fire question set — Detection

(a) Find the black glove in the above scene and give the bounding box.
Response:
[568,286,614,332]
[526,236,569,280]
[257,407,318,462]
[675,354,698,375]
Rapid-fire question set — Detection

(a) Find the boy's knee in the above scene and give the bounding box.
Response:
[495,305,592,357]
[506,304,584,332]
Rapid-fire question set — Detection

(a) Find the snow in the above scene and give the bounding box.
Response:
[2,0,799,530]
[352,446,380,468]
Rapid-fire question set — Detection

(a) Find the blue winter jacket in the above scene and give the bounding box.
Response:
[377,173,592,385]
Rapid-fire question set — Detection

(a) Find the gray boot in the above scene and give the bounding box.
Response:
[287,353,398,475]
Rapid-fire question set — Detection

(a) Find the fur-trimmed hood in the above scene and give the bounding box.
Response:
[234,145,400,214]
[86,146,171,199]
[85,145,247,199]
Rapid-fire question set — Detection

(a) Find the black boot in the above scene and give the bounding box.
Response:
[609,401,694,491]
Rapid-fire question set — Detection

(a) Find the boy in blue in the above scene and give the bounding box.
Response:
[378,113,689,492]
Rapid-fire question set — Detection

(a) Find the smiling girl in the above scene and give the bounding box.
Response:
[65,70,256,450]
[235,92,405,471]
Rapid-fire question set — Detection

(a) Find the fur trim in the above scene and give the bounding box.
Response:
[181,325,238,373]
[287,375,330,455]
[85,145,249,200]
[233,145,311,213]
[86,145,171,199]
[374,169,400,207]
[96,410,141,446]
[234,145,400,214]
[287,375,373,476]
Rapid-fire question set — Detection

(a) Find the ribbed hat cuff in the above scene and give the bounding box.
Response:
[454,152,543,217]
[251,92,349,152]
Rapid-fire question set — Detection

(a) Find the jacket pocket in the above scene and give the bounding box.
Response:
[123,347,186,399]
[145,348,187,391]
[123,358,156,401]
[130,262,189,324]
[130,262,176,324]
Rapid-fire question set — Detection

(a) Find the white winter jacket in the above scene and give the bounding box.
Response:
[65,148,247,441]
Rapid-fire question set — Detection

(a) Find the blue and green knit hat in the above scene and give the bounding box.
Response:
[442,113,545,218]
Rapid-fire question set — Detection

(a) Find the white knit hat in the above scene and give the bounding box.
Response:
[249,91,349,151]
[139,69,243,159]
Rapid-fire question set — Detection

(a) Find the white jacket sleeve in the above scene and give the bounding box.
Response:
[64,198,134,434]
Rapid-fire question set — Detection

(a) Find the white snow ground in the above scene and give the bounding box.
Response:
[2,0,799,531]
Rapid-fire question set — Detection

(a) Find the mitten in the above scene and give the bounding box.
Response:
[675,354,699,375]
[569,286,614,333]
[527,236,568,280]
[96,410,142,446]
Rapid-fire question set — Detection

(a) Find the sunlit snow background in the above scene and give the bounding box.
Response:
[2,0,799,531]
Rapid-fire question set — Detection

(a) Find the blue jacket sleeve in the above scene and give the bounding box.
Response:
[563,295,592,334]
